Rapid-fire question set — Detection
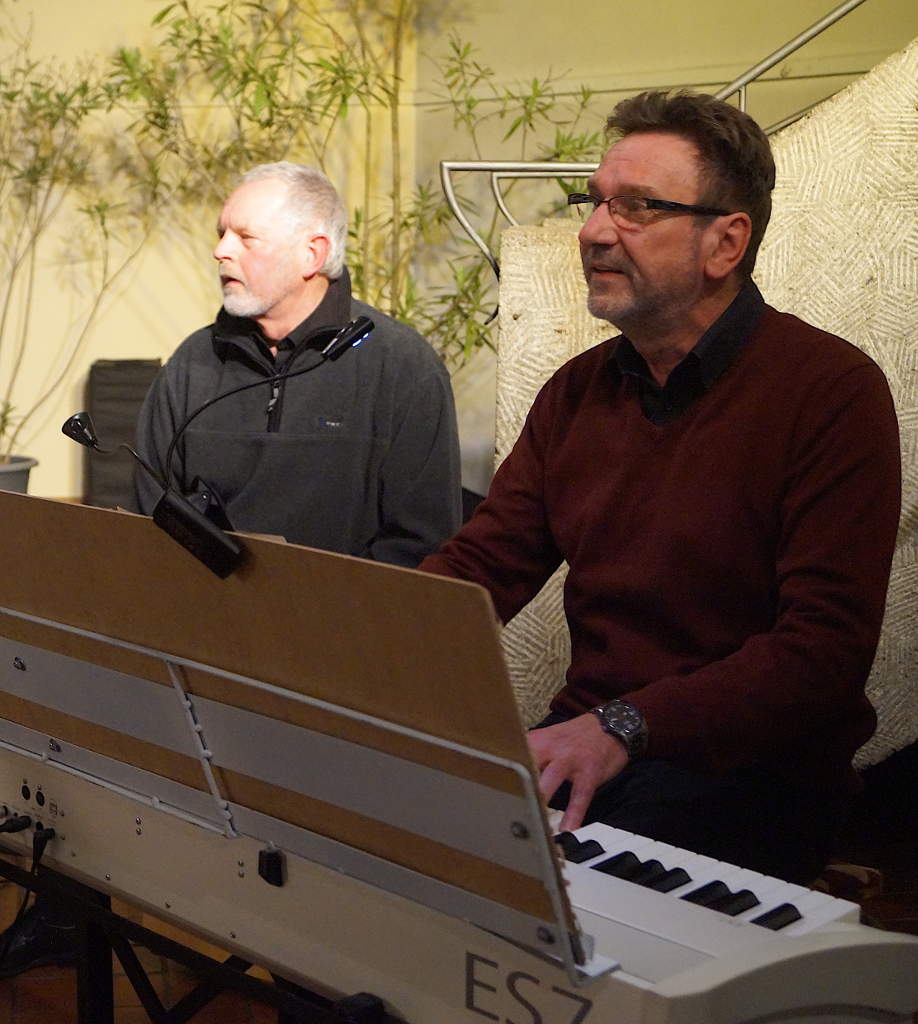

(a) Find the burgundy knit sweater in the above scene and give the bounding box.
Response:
[420,306,901,791]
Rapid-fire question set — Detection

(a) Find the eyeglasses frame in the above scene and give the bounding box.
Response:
[567,192,730,224]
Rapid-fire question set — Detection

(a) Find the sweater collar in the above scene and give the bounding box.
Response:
[212,268,353,363]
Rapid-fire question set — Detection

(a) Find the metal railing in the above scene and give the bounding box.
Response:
[441,0,871,276]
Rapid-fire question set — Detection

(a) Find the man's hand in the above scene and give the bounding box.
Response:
[528,714,630,832]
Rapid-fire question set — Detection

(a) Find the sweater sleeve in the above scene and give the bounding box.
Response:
[368,362,462,568]
[420,380,564,621]
[627,359,901,772]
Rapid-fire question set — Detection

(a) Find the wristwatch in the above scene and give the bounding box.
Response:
[590,699,648,759]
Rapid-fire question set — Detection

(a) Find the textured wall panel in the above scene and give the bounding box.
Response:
[495,39,918,765]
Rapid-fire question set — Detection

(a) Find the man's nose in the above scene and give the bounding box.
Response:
[213,234,234,261]
[578,204,618,247]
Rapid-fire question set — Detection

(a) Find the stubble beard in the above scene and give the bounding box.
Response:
[585,261,700,337]
[585,269,642,329]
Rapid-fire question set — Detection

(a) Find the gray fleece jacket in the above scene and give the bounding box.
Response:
[133,272,461,567]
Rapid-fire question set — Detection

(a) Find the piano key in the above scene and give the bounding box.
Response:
[554,831,605,863]
[629,859,670,888]
[777,888,861,933]
[645,866,692,893]
[593,851,644,880]
[602,837,734,895]
[751,902,803,930]
[579,829,807,924]
[561,822,860,939]
[706,888,760,916]
[681,880,732,907]
[575,823,659,861]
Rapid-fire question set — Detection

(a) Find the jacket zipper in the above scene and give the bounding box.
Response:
[265,380,281,420]
[264,327,339,432]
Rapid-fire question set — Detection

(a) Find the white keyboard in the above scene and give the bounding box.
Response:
[555,822,861,983]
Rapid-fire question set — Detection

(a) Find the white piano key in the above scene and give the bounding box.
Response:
[780,889,861,932]
[574,822,658,860]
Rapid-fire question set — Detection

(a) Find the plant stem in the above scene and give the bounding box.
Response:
[388,0,408,317]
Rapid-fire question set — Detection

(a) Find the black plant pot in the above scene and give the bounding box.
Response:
[0,455,39,493]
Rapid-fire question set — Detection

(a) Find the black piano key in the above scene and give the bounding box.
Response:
[630,859,669,887]
[646,867,692,893]
[707,888,761,916]
[751,902,804,930]
[681,879,731,907]
[554,832,605,863]
[592,850,643,880]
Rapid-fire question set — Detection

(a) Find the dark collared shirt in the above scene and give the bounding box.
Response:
[612,280,766,424]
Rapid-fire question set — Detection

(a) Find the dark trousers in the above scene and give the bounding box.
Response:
[537,712,848,884]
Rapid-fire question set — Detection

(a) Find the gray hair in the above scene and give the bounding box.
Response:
[239,162,348,280]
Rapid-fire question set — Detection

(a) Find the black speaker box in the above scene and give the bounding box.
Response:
[84,358,161,509]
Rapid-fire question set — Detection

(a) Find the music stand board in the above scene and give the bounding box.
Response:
[0,492,610,1016]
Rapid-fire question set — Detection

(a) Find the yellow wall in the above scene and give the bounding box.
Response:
[4,0,916,498]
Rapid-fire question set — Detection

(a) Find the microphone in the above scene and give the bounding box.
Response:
[320,315,373,360]
[62,412,244,579]
[62,412,166,489]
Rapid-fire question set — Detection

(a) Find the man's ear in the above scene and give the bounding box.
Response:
[303,234,331,278]
[704,212,751,281]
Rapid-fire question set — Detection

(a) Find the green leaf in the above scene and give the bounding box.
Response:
[152,4,177,26]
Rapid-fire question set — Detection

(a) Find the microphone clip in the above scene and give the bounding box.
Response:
[152,489,244,579]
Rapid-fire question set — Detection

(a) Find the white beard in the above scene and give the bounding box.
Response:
[222,286,270,319]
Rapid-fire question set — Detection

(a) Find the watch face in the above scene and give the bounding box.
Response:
[595,700,646,756]
[605,703,638,734]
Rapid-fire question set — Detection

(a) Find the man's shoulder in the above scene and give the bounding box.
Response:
[168,322,219,366]
[758,305,882,375]
[545,335,619,389]
[348,298,447,373]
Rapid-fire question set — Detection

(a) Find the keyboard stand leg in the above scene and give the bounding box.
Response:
[272,973,387,1023]
[331,991,387,1022]
[75,895,114,1024]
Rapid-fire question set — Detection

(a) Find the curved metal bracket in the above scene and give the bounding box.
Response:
[440,162,597,281]
[440,0,870,273]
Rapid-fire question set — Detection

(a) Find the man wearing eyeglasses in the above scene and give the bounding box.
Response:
[420,90,900,884]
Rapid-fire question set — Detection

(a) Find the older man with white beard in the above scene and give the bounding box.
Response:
[133,162,461,567]
[0,166,461,981]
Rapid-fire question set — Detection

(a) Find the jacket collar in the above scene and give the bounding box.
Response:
[212,268,353,365]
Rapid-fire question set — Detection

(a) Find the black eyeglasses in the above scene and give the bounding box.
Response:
[567,193,728,228]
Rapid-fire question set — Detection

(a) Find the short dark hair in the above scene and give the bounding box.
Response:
[606,90,775,277]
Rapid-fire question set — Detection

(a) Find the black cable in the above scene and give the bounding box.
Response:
[0,815,31,834]
[32,827,56,865]
[0,823,53,973]
[161,345,328,479]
